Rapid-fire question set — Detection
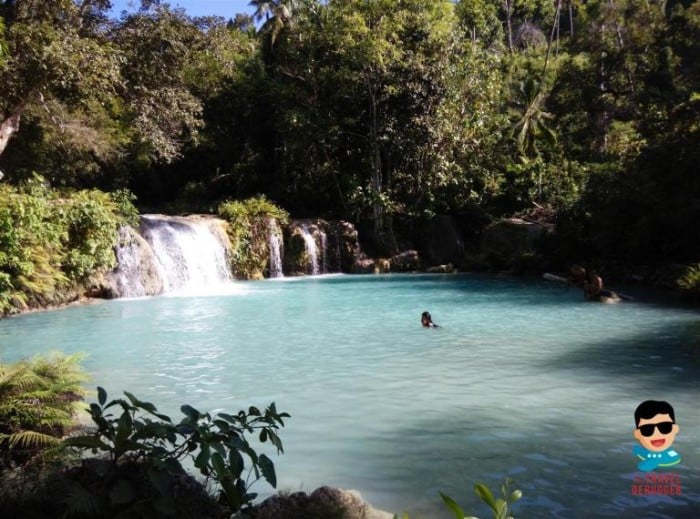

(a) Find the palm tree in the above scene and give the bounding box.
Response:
[249,0,296,49]
[512,77,556,200]
[513,78,556,159]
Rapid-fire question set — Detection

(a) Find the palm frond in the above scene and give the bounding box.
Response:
[0,430,61,449]
[0,363,44,393]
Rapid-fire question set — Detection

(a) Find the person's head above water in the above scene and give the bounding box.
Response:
[421,311,437,327]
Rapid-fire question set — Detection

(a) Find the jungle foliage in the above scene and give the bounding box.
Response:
[60,387,289,517]
[0,176,137,315]
[0,380,289,518]
[218,196,289,279]
[0,0,697,275]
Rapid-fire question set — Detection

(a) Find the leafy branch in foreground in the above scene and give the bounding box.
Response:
[64,387,290,515]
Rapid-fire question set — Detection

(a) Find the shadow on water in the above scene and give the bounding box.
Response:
[362,407,700,519]
[542,319,700,392]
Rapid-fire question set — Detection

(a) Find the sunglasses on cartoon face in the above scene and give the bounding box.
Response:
[637,421,674,437]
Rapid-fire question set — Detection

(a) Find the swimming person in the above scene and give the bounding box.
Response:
[421,311,439,328]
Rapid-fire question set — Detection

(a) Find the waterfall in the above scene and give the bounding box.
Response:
[300,224,320,275]
[107,226,163,298]
[268,218,284,278]
[139,215,232,293]
[320,230,327,274]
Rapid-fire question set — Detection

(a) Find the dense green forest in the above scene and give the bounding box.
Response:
[0,0,698,266]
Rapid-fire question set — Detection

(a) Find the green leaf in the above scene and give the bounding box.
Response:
[114,411,133,452]
[138,400,158,414]
[259,453,276,487]
[229,449,244,478]
[89,402,103,418]
[123,391,139,407]
[220,477,242,510]
[474,483,497,510]
[211,452,227,478]
[213,419,230,432]
[494,499,507,519]
[153,411,172,422]
[440,491,465,519]
[97,386,107,406]
[218,412,237,423]
[181,404,201,421]
[509,490,522,503]
[64,436,109,450]
[195,444,211,471]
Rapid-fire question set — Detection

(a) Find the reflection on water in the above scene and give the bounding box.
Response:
[1,274,699,518]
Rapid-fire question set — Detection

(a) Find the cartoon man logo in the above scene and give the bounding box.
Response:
[633,400,681,472]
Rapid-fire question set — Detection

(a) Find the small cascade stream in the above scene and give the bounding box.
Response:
[135,215,231,294]
[299,224,321,275]
[319,231,327,274]
[267,218,284,278]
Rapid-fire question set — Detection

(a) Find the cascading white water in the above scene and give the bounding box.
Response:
[319,230,327,274]
[140,215,231,293]
[299,224,320,275]
[268,218,284,278]
[108,226,163,298]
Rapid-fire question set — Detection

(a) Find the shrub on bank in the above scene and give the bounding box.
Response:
[0,177,137,315]
[218,196,289,279]
[677,263,700,300]
[0,384,290,518]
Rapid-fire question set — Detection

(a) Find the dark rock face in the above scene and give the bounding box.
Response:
[480,218,552,268]
[389,250,421,272]
[418,215,466,267]
[284,220,367,276]
[328,220,363,273]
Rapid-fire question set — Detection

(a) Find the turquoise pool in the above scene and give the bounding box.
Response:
[1,274,699,518]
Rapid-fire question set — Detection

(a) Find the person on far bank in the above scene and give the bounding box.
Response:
[569,264,587,288]
[421,311,439,328]
[584,269,604,300]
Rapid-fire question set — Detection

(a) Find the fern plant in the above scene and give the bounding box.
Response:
[677,263,700,296]
[0,352,89,470]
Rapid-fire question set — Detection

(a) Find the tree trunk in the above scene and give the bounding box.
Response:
[368,79,383,237]
[366,76,398,255]
[0,109,22,158]
[504,0,514,52]
[543,0,562,76]
[569,1,574,37]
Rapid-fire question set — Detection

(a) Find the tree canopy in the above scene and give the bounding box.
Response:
[0,0,697,265]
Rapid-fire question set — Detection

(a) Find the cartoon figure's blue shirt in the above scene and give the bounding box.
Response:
[633,445,681,472]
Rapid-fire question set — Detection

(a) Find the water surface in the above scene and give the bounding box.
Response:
[2,274,699,518]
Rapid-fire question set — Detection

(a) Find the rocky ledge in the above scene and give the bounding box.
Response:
[247,486,394,519]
